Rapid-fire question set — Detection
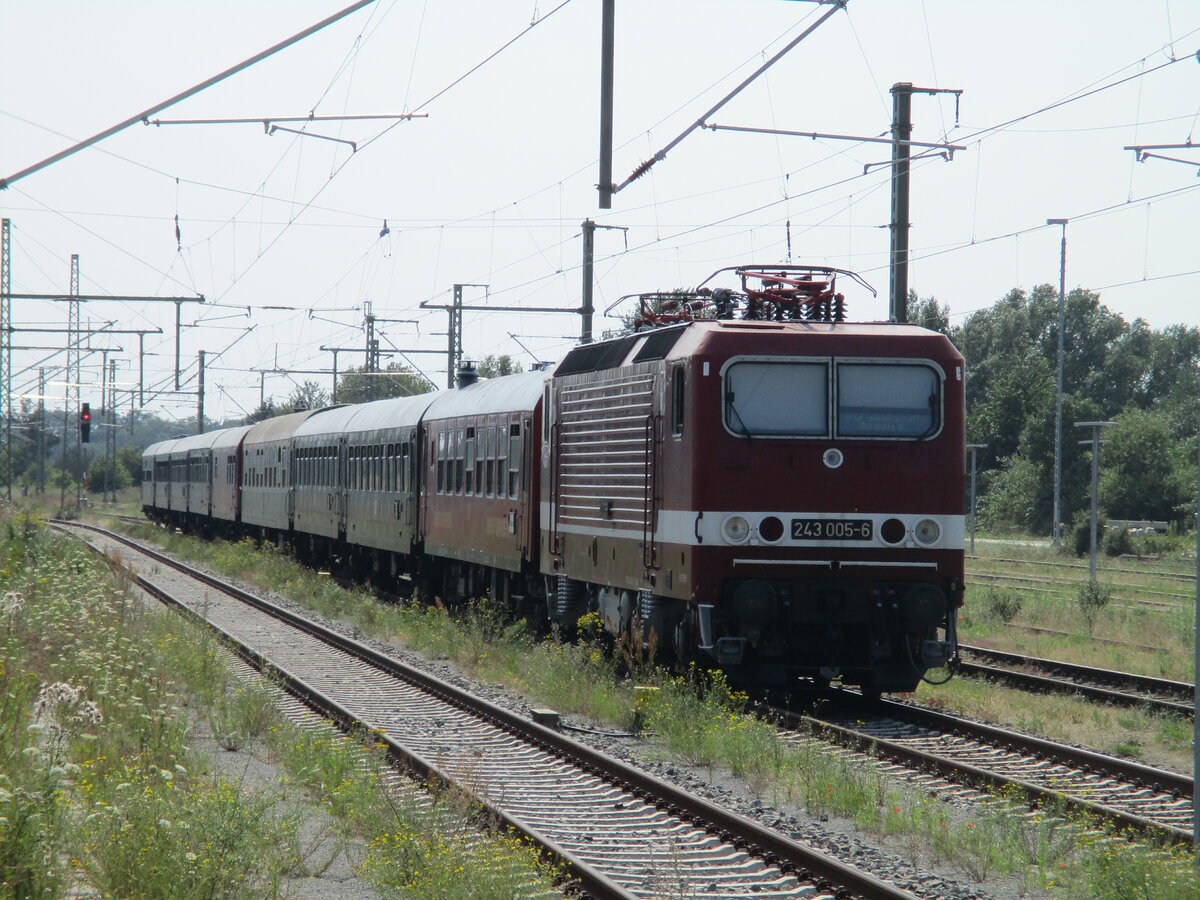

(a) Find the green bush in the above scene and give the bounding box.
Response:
[1070,510,1104,558]
[1102,526,1133,557]
[1076,581,1113,633]
[978,586,1023,624]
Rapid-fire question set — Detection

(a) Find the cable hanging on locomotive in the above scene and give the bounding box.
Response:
[611,264,878,330]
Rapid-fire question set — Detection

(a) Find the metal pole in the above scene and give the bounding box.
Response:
[888,84,912,323]
[597,0,615,209]
[100,356,108,504]
[138,332,145,407]
[108,359,116,502]
[197,350,205,434]
[37,368,46,494]
[967,444,986,555]
[581,219,595,344]
[1,218,11,501]
[70,255,81,508]
[1076,421,1116,580]
[174,300,182,390]
[447,285,464,388]
[1048,218,1068,545]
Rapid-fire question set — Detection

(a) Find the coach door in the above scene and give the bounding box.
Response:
[336,437,348,536]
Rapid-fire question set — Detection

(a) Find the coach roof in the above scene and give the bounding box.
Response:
[424,369,549,421]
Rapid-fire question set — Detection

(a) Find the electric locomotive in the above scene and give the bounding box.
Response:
[542,265,964,693]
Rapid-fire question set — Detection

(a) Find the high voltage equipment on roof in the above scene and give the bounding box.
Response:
[611,264,876,329]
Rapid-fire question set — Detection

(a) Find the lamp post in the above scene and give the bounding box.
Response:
[967,444,987,555]
[1075,420,1116,580]
[1047,218,1068,545]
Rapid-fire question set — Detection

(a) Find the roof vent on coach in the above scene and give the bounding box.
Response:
[456,360,480,388]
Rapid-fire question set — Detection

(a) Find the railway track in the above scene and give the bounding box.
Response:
[965,571,1189,609]
[972,555,1197,585]
[765,695,1193,846]
[956,644,1193,718]
[56,520,921,900]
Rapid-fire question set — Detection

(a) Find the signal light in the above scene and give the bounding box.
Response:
[80,403,91,443]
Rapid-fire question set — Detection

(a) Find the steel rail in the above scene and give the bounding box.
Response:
[957,645,1193,717]
[61,521,919,900]
[763,697,1193,846]
[971,555,1196,584]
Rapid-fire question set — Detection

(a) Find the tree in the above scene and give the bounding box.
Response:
[335,363,433,405]
[87,455,130,493]
[953,283,1199,535]
[908,291,950,335]
[245,398,280,424]
[118,446,144,486]
[287,380,329,412]
[1099,408,1194,527]
[477,354,520,378]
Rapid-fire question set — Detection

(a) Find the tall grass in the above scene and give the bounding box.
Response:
[0,515,559,899]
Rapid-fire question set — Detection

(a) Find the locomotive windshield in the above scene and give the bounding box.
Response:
[724,361,828,436]
[723,358,941,439]
[836,363,940,438]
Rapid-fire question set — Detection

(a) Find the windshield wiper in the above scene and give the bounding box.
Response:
[725,391,754,441]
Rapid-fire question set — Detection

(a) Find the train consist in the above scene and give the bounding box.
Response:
[143,265,965,693]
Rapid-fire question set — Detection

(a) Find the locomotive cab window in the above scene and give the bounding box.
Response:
[671,366,685,436]
[836,362,941,439]
[723,360,828,437]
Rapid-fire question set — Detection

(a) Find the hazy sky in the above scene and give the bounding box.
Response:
[1,0,1197,423]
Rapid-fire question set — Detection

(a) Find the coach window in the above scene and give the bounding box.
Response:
[475,428,485,497]
[723,360,829,437]
[671,366,685,436]
[436,431,446,493]
[465,428,476,496]
[508,423,521,499]
[496,428,508,498]
[836,362,941,439]
[485,426,496,497]
[455,429,465,494]
[401,442,411,492]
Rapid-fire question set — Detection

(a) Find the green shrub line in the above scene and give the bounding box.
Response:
[114,519,1198,899]
[0,515,560,900]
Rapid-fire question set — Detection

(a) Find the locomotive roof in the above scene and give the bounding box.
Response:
[293,390,441,440]
[553,320,959,378]
[423,369,549,420]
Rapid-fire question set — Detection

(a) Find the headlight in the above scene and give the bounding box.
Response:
[722,515,750,544]
[913,518,941,546]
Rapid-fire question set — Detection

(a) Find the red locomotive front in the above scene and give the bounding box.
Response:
[543,266,965,693]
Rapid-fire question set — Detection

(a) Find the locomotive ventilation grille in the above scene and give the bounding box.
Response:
[556,369,655,530]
